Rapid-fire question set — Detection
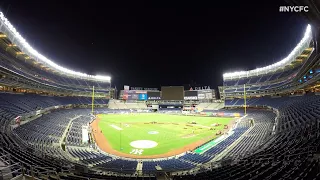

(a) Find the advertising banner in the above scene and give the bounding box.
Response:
[124,90,148,100]
[139,93,148,100]
[131,93,139,100]
[147,91,161,100]
[233,113,241,117]
[124,85,130,90]
[217,112,224,116]
[185,90,198,97]
[148,96,161,100]
[205,92,213,99]
[124,93,138,100]
[184,90,198,100]
[184,96,198,100]
[198,89,213,99]
[197,93,205,100]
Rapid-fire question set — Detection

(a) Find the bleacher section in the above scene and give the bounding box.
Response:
[223,67,299,87]
[196,102,224,110]
[108,99,148,109]
[174,94,320,179]
[0,47,111,92]
[222,111,275,159]
[66,115,93,146]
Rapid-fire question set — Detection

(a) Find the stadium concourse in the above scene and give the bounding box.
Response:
[0,3,320,180]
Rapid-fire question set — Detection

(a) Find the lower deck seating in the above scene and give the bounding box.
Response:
[2,93,320,179]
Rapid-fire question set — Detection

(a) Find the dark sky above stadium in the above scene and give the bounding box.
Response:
[1,0,309,90]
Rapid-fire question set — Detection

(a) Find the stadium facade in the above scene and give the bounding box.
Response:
[0,3,320,180]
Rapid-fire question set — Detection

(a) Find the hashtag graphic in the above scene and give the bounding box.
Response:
[279,6,284,12]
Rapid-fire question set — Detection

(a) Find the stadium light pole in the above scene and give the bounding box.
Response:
[92,86,95,114]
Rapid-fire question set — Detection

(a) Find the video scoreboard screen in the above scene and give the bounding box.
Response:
[161,86,184,100]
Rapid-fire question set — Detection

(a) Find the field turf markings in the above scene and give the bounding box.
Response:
[98,113,234,156]
[110,124,123,130]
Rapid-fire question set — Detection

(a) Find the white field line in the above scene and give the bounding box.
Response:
[110,124,123,130]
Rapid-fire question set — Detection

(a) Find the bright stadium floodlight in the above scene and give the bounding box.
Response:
[0,12,111,82]
[223,24,312,79]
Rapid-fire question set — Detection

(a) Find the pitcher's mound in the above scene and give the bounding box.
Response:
[130,140,158,149]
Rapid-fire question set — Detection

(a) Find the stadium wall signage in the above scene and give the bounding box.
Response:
[184,96,198,100]
[130,87,158,91]
[148,97,161,100]
[191,86,211,90]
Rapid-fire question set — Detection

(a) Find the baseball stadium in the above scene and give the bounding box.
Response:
[0,1,320,180]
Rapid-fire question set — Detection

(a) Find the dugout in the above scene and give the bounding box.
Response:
[159,104,183,109]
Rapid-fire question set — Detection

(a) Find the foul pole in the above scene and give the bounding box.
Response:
[244,84,247,115]
[92,86,95,114]
[120,122,122,151]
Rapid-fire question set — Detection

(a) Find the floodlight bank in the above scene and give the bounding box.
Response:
[223,24,312,80]
[0,12,111,82]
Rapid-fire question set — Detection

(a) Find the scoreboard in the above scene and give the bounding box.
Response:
[121,86,215,100]
[161,86,184,100]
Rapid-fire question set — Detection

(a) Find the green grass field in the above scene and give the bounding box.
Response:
[98,113,233,156]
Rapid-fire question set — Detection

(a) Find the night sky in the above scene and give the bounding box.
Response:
[0,0,309,90]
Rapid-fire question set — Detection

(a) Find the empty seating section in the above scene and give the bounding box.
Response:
[0,49,111,90]
[224,81,288,93]
[66,115,93,146]
[67,147,113,165]
[196,103,211,109]
[226,94,320,132]
[108,100,148,109]
[143,159,195,173]
[223,111,275,159]
[179,153,211,164]
[225,98,260,106]
[99,159,138,173]
[2,91,320,179]
[196,102,224,110]
[201,127,249,156]
[138,103,148,109]
[0,130,71,177]
[223,67,298,87]
[142,161,159,173]
[14,109,90,146]
[174,96,320,180]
